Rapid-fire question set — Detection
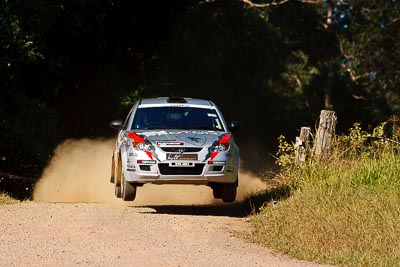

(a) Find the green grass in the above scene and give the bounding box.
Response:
[0,192,18,204]
[248,128,400,266]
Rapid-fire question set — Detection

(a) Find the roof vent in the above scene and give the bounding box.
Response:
[167,97,187,103]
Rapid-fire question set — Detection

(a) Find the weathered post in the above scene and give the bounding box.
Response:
[294,127,311,164]
[314,110,336,156]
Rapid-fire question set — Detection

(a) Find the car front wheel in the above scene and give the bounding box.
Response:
[110,155,115,183]
[121,172,137,201]
[114,157,122,198]
[212,186,223,199]
[221,182,237,203]
[115,185,122,198]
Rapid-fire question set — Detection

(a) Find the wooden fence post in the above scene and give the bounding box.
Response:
[314,110,337,156]
[294,127,311,164]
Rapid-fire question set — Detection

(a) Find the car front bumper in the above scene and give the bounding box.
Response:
[122,151,238,185]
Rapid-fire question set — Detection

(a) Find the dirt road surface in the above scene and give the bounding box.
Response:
[0,202,327,267]
[0,139,329,266]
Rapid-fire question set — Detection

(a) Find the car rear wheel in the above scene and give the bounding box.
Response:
[121,172,137,201]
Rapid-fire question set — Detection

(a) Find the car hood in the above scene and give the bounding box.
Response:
[135,130,224,147]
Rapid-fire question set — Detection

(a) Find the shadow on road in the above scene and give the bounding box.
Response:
[138,203,248,217]
[134,185,291,218]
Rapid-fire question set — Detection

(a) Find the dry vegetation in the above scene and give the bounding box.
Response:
[248,122,400,266]
[0,192,18,204]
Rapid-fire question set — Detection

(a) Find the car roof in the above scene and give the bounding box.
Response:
[139,97,215,108]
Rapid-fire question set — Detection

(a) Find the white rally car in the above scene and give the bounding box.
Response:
[109,97,241,202]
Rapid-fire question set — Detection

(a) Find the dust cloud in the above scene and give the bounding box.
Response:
[33,139,267,205]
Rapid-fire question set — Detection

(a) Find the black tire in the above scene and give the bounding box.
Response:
[115,185,122,198]
[222,184,237,203]
[114,155,122,198]
[212,186,223,199]
[121,172,137,201]
[110,156,115,183]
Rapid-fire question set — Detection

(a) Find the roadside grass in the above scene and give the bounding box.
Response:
[247,124,400,266]
[0,192,18,204]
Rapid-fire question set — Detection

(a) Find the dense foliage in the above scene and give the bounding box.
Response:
[0,0,399,178]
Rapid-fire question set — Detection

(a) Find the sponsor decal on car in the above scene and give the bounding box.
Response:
[137,160,156,164]
[177,135,207,146]
[157,141,184,146]
[166,153,198,160]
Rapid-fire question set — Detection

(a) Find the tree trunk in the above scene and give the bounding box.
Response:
[324,0,334,110]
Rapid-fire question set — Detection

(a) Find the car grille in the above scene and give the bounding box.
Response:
[160,147,202,153]
[158,163,205,175]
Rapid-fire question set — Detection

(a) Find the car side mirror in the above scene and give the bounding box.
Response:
[109,119,123,130]
[228,121,241,132]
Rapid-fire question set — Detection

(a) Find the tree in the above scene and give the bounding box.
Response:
[242,0,400,123]
[0,1,60,173]
[335,1,400,119]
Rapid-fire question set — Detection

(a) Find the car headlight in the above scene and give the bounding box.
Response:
[208,144,228,153]
[137,143,155,152]
[208,133,232,153]
[127,131,154,151]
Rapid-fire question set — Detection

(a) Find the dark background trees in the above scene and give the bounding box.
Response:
[1,0,399,195]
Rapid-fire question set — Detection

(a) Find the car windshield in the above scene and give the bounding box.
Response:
[132,106,224,131]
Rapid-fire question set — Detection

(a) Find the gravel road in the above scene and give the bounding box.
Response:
[0,202,326,267]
